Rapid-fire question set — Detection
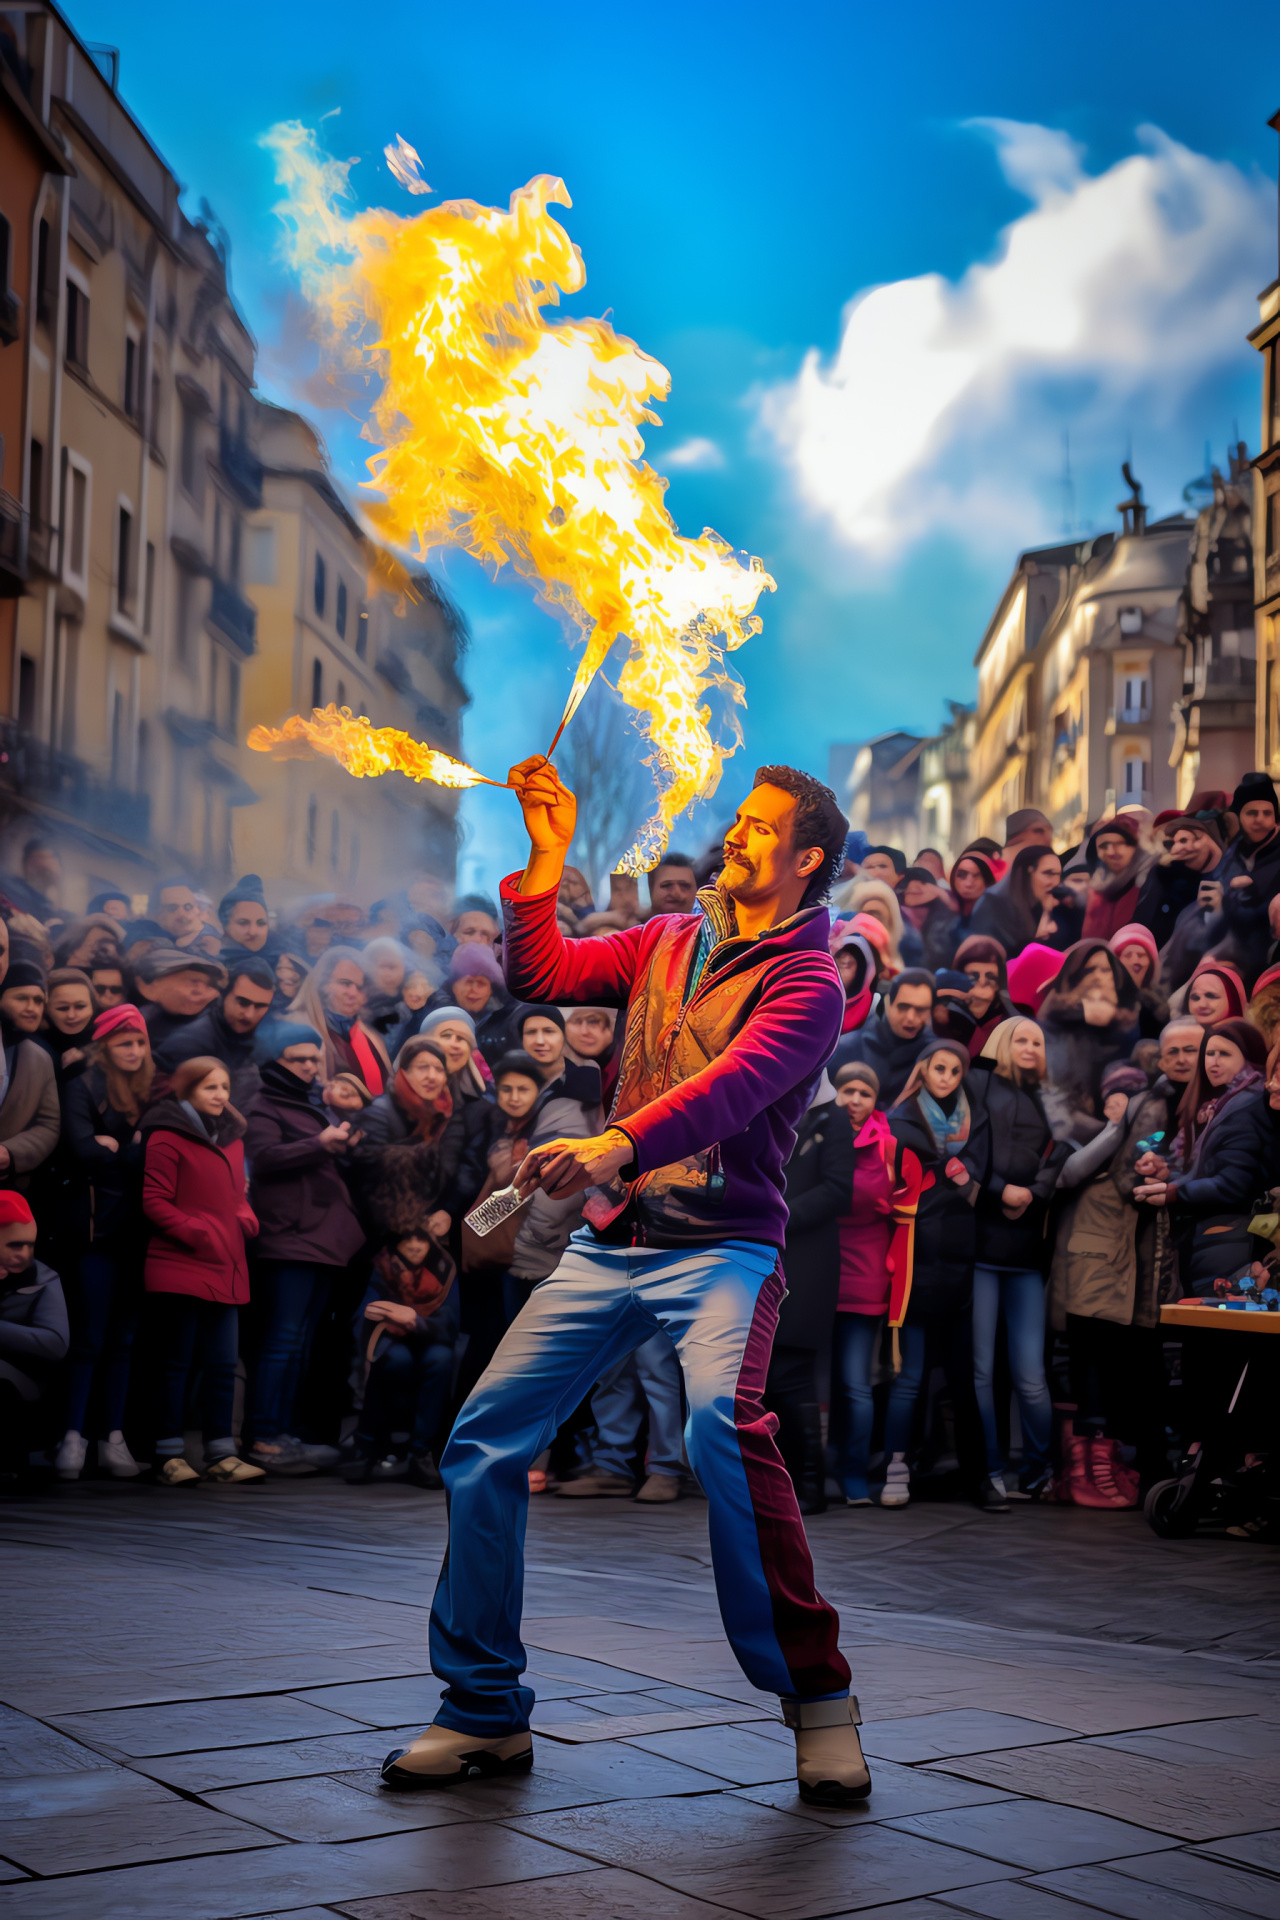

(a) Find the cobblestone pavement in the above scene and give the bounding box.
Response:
[0,1479,1276,1918]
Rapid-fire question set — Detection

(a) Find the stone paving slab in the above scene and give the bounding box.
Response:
[3,1480,1278,1920]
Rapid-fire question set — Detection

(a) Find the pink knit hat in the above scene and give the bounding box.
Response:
[1109,923,1159,972]
[93,1003,148,1042]
[1005,942,1064,1013]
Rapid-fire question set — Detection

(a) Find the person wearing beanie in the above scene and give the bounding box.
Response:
[1080,816,1156,945]
[243,1019,364,1476]
[1002,809,1053,857]
[1214,773,1280,991]
[218,874,291,974]
[413,943,518,1070]
[139,1055,262,1484]
[0,955,58,1198]
[0,1192,68,1483]
[54,1002,155,1482]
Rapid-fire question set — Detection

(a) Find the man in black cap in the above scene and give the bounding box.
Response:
[1133,812,1225,973]
[1217,774,1280,989]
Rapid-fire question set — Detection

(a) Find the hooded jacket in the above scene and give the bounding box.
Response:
[140,1097,257,1303]
[499,873,844,1249]
[0,1259,68,1397]
[829,1003,931,1109]
[245,1061,365,1267]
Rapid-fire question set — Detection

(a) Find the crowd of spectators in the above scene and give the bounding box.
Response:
[1,778,1278,1529]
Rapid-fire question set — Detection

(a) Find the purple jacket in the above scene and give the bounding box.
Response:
[500,874,844,1248]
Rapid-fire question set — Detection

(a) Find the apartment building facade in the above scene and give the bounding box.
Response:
[0,4,468,913]
[1253,108,1280,774]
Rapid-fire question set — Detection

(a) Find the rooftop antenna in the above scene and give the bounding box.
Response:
[1117,461,1147,538]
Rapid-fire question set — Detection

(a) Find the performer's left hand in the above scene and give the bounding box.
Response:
[515,1128,635,1200]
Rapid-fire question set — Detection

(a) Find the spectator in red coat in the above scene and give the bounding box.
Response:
[140,1055,261,1485]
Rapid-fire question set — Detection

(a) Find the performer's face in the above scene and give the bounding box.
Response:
[721,786,821,913]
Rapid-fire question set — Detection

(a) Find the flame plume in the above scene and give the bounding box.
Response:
[248,705,502,789]
[260,122,774,868]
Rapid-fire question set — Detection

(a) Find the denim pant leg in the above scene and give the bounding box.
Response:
[253,1263,321,1440]
[633,1329,685,1476]
[431,1243,651,1735]
[881,1322,928,1457]
[153,1295,200,1450]
[411,1344,455,1454]
[197,1303,240,1450]
[1001,1269,1052,1470]
[971,1264,1003,1472]
[589,1351,645,1480]
[65,1247,138,1436]
[834,1312,881,1495]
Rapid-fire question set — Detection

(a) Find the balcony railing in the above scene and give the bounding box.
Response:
[0,719,151,847]
[0,492,28,596]
[208,576,257,655]
[218,426,263,508]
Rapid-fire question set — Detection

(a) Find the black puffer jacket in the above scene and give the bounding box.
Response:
[889,1093,988,1318]
[967,1064,1071,1270]
[1172,1086,1280,1293]
[776,1099,853,1350]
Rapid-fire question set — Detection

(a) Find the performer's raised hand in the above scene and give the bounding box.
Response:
[511,755,577,895]
[514,1127,634,1201]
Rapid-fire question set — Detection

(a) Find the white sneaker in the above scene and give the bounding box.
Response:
[54,1431,88,1482]
[98,1432,143,1479]
[879,1453,910,1508]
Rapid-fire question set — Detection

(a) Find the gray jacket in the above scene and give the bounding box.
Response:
[509,1085,593,1283]
[0,1259,69,1399]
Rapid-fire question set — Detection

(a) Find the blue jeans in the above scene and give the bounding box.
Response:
[65,1243,140,1436]
[833,1312,882,1498]
[972,1264,1052,1473]
[430,1233,849,1735]
[151,1295,239,1457]
[591,1328,685,1479]
[252,1262,334,1440]
[882,1321,927,1457]
[359,1338,455,1453]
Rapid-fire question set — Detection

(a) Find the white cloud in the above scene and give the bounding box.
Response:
[664,435,726,471]
[761,123,1272,559]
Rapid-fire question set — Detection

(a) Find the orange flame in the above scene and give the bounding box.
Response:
[260,122,774,869]
[247,705,501,789]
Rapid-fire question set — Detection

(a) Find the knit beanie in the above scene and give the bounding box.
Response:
[1231,772,1280,820]
[2,960,46,992]
[218,873,268,928]
[448,943,504,987]
[254,1018,323,1064]
[517,1003,565,1036]
[1101,1062,1150,1099]
[0,1191,35,1227]
[834,1059,880,1096]
[418,1004,478,1044]
[1109,923,1159,970]
[93,1003,147,1042]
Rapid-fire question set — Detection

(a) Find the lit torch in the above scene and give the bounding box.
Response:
[255,125,774,868]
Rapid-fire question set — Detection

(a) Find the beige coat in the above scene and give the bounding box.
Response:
[0,1040,60,1188]
[1049,1084,1175,1330]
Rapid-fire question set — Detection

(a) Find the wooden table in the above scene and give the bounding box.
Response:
[1160,1302,1280,1334]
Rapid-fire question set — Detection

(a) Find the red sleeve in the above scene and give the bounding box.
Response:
[500,873,657,1009]
[142,1136,206,1247]
[887,1146,927,1328]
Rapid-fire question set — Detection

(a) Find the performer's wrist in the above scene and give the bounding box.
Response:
[518,846,567,897]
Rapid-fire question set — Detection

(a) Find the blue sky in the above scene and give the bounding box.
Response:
[72,1,1280,895]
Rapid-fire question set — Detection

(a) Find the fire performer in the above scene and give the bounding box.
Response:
[381,754,870,1806]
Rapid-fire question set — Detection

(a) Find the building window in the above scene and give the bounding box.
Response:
[124,336,140,420]
[311,658,323,709]
[356,608,368,659]
[65,281,89,369]
[180,405,199,495]
[229,515,241,585]
[1120,673,1149,721]
[65,461,89,582]
[306,794,318,864]
[314,551,326,616]
[36,219,52,329]
[144,541,156,635]
[1122,754,1148,798]
[116,505,132,612]
[246,525,276,585]
[336,578,348,638]
[1118,607,1143,636]
[177,571,197,668]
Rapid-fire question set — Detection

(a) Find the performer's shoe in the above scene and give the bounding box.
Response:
[380,1723,534,1790]
[784,1695,872,1806]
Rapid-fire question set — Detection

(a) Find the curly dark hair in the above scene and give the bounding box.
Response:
[752,765,849,907]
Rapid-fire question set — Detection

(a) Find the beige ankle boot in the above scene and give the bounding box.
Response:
[381,1722,534,1790]
[784,1695,872,1805]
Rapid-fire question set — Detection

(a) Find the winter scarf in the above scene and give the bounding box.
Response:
[391,1069,453,1144]
[372,1243,454,1318]
[1189,1065,1264,1171]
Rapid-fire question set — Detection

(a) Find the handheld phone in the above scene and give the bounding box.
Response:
[1135,1132,1166,1156]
